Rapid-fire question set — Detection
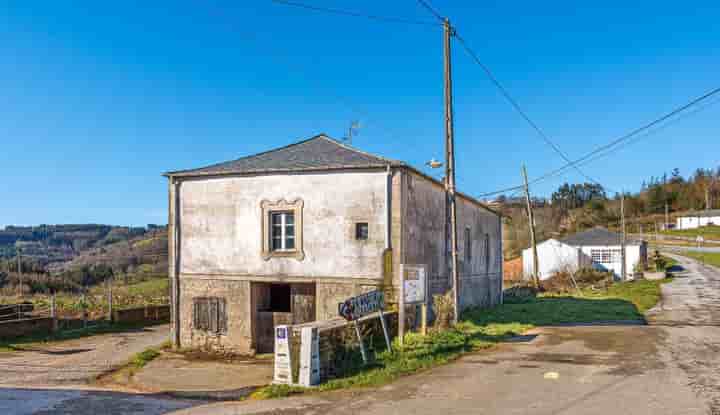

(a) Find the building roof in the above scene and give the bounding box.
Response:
[560,227,643,247]
[678,209,720,218]
[164,134,501,216]
[164,134,405,177]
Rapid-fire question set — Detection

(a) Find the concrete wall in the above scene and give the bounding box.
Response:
[179,171,388,279]
[579,244,645,280]
[402,171,503,311]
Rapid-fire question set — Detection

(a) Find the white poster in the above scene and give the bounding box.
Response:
[403,265,427,304]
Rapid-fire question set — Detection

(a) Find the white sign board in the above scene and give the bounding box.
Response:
[272,325,293,385]
[402,264,427,304]
[298,327,320,387]
[338,290,385,321]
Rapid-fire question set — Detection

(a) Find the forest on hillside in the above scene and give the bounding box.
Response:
[501,167,720,258]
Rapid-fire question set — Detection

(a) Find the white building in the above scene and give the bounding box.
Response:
[676,210,720,230]
[522,228,647,280]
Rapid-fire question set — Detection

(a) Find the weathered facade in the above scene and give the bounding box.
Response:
[166,135,502,354]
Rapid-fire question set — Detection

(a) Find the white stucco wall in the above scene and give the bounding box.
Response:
[578,244,643,279]
[179,171,388,279]
[522,239,581,280]
[523,241,646,280]
[677,216,720,230]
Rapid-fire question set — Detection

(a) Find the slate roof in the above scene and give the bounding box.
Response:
[560,227,643,247]
[678,209,720,218]
[165,134,404,177]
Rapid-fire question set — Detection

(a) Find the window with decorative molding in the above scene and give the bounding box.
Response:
[261,199,304,260]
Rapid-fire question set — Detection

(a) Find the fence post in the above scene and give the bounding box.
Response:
[81,291,87,330]
[51,292,58,332]
[107,278,113,323]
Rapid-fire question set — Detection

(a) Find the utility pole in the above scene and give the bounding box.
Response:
[621,192,627,281]
[665,201,670,231]
[16,247,22,297]
[443,18,460,325]
[522,165,540,288]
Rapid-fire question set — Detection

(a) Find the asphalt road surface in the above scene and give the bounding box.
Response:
[176,253,720,415]
[0,324,203,415]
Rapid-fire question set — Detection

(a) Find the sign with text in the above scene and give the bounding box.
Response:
[272,325,293,385]
[402,264,427,304]
[338,290,385,321]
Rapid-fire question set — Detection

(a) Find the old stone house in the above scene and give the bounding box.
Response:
[165,134,503,354]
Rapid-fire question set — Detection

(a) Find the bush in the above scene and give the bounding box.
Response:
[502,284,538,303]
[432,291,454,330]
[541,268,613,294]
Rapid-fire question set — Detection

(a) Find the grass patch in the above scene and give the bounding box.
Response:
[130,347,161,369]
[0,321,165,352]
[251,278,672,399]
[661,225,720,240]
[678,251,720,268]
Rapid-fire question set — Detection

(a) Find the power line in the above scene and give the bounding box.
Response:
[271,0,440,27]
[416,0,445,22]
[528,86,720,187]
[453,32,605,188]
[478,86,720,198]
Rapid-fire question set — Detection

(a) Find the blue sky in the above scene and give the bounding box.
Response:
[1,1,719,226]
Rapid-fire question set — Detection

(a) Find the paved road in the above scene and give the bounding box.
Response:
[0,324,203,414]
[176,254,720,415]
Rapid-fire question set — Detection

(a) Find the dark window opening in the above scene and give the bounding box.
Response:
[356,222,369,240]
[465,227,472,262]
[269,284,291,312]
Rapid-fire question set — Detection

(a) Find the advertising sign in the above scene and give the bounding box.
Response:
[338,290,385,321]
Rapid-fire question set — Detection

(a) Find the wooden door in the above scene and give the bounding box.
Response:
[291,283,316,324]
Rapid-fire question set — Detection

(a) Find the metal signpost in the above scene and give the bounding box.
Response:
[338,289,391,362]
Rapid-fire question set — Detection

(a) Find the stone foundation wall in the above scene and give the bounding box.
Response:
[179,277,253,354]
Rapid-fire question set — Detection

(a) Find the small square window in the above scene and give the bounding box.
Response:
[356,223,369,240]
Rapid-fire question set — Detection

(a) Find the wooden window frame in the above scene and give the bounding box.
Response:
[261,198,305,261]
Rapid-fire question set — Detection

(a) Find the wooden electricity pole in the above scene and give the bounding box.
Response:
[621,193,627,281]
[522,165,540,288]
[16,247,22,297]
[665,201,670,230]
[443,18,460,325]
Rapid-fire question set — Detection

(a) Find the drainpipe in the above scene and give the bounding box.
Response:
[385,166,392,250]
[172,178,182,348]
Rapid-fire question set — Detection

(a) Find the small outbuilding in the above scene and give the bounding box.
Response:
[676,210,720,230]
[522,228,647,280]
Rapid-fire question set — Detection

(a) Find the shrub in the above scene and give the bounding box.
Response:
[432,291,454,330]
[502,284,538,303]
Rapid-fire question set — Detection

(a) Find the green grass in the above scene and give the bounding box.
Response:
[252,278,673,399]
[0,321,166,352]
[130,347,161,369]
[661,225,720,240]
[679,251,720,268]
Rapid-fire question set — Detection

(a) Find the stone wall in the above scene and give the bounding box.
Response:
[113,305,170,324]
[179,277,253,354]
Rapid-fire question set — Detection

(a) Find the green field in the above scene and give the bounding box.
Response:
[661,225,720,240]
[679,251,720,268]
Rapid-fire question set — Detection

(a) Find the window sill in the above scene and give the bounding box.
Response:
[262,250,305,261]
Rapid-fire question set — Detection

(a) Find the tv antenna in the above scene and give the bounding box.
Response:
[344,121,361,145]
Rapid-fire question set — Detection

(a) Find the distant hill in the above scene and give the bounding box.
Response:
[0,224,167,275]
